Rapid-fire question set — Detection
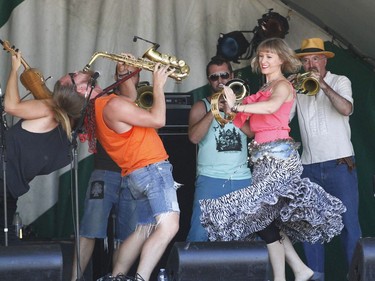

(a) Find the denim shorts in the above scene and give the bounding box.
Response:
[124,160,180,224]
[80,169,136,241]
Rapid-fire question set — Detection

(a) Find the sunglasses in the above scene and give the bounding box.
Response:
[68,73,76,89]
[208,72,230,81]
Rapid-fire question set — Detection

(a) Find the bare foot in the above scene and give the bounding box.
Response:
[294,267,314,281]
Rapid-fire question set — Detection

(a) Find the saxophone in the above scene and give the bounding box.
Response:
[83,46,190,81]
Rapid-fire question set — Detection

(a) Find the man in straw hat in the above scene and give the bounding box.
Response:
[290,38,362,281]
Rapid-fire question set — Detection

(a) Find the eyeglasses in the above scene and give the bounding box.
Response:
[208,72,230,81]
[301,56,326,65]
[68,73,76,89]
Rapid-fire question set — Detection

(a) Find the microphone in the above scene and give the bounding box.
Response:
[90,71,100,87]
[133,35,160,50]
[85,71,100,99]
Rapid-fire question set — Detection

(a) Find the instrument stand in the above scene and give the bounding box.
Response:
[70,137,82,280]
[0,91,8,247]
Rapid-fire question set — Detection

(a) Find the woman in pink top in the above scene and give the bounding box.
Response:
[200,38,346,281]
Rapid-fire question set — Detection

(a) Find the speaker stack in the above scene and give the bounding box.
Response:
[166,241,269,281]
[348,237,375,281]
[159,94,196,242]
[0,243,63,281]
[0,240,94,281]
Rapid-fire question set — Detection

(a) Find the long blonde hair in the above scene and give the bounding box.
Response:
[51,80,86,139]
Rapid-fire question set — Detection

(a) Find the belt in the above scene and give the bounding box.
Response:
[336,156,355,172]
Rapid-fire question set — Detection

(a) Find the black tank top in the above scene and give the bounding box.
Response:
[94,141,121,172]
[2,120,72,198]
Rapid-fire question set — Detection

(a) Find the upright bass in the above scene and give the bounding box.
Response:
[0,39,52,99]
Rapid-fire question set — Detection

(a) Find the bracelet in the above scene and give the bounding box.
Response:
[231,104,239,113]
[117,71,132,80]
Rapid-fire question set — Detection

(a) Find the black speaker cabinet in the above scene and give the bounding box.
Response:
[158,133,196,242]
[166,241,269,281]
[0,243,63,280]
[348,237,375,281]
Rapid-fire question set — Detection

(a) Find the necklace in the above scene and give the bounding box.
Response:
[259,77,284,91]
[259,79,276,91]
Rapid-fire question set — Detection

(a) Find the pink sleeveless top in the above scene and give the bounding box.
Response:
[233,83,295,143]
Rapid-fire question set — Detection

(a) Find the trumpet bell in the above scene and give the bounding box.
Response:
[226,78,249,100]
[136,85,153,109]
[301,77,319,96]
[211,78,249,127]
[288,72,320,96]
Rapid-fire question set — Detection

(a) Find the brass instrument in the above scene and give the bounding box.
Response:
[211,79,249,127]
[0,39,52,99]
[288,72,320,96]
[136,82,153,109]
[83,46,190,81]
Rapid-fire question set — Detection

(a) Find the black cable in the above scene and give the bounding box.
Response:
[0,86,9,247]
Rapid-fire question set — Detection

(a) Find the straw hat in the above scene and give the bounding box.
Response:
[296,38,335,58]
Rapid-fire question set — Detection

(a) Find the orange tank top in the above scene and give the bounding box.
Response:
[95,94,168,176]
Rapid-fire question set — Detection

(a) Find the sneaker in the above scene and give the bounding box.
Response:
[134,273,145,281]
[96,273,134,281]
[96,274,115,281]
[114,273,135,281]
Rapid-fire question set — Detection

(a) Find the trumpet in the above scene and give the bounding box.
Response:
[288,72,320,96]
[83,46,190,81]
[211,79,249,127]
[136,82,153,109]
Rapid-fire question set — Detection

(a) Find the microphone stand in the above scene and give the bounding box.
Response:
[0,88,8,247]
[70,81,97,281]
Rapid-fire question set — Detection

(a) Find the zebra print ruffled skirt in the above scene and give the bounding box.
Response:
[199,139,346,243]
